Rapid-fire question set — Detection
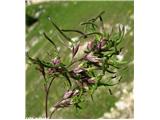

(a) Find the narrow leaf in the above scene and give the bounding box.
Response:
[62,72,72,87]
[108,88,113,95]
[43,32,57,51]
[72,42,80,58]
[48,16,72,42]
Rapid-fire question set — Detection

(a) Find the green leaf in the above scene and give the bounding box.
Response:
[96,74,103,82]
[37,59,54,68]
[108,88,113,95]
[98,76,122,87]
[26,52,54,68]
[43,32,57,50]
[62,72,72,87]
[75,103,82,110]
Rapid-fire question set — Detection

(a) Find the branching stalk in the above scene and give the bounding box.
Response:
[44,77,55,118]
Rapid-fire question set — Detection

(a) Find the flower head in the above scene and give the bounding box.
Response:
[97,39,107,50]
[73,67,85,74]
[84,53,100,63]
[52,57,61,65]
[63,90,74,99]
[82,77,96,85]
[87,41,94,51]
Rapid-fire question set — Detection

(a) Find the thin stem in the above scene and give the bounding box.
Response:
[48,77,55,93]
[44,84,48,118]
[49,107,58,119]
[99,16,105,33]
[86,32,103,37]
[88,11,105,22]
[80,21,98,28]
[95,11,105,20]
[44,77,55,118]
[61,29,87,37]
[79,32,103,39]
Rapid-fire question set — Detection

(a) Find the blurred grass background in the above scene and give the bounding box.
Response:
[26,1,133,118]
